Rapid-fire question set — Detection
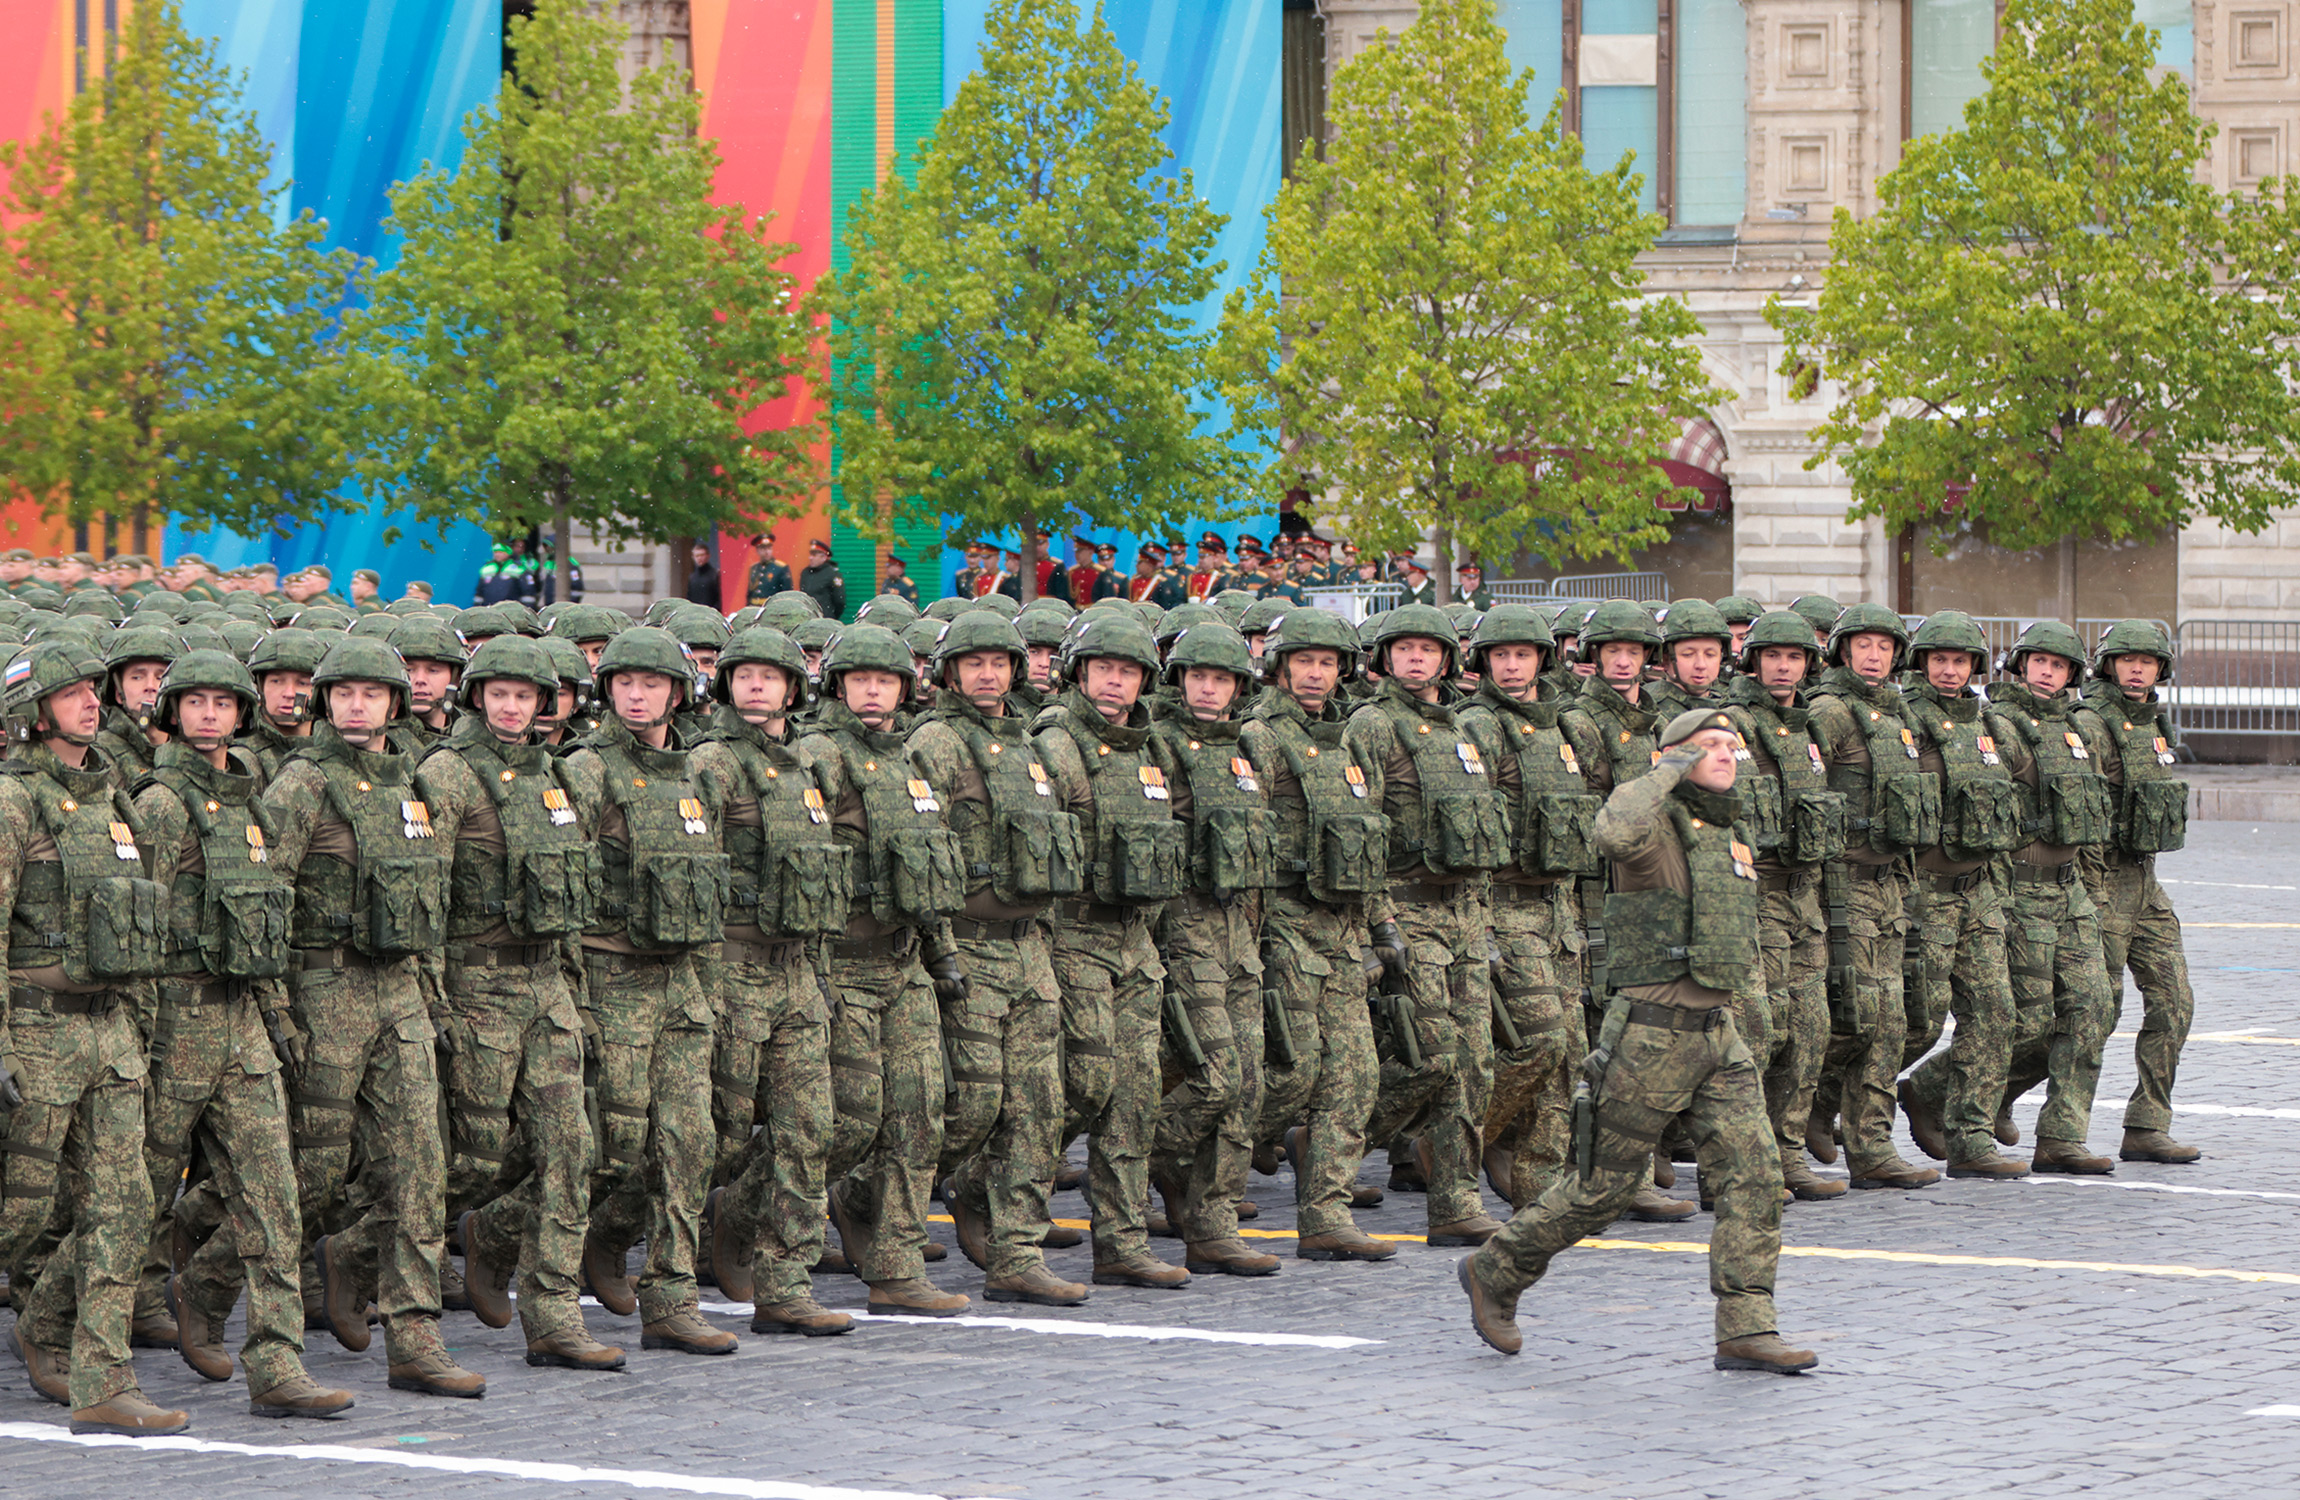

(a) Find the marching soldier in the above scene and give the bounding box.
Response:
[386,615,467,755]
[93,625,183,783]
[238,629,326,781]
[1645,600,1733,723]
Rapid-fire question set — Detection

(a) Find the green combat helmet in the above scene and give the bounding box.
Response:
[152,648,259,738]
[854,593,922,629]
[1713,596,1765,627]
[2092,618,2174,684]
[788,616,840,662]
[1152,603,1221,657]
[725,605,766,634]
[346,612,399,640]
[1261,605,1362,680]
[64,590,126,624]
[1735,610,1822,678]
[1356,611,1389,654]
[1237,597,1293,641]
[819,622,917,697]
[1367,602,1462,677]
[714,626,812,707]
[1162,619,1256,693]
[593,626,699,718]
[923,596,972,624]
[929,611,1028,690]
[292,607,353,633]
[970,592,1022,621]
[1015,607,1070,651]
[174,623,226,655]
[247,627,330,682]
[1060,613,1161,688]
[900,617,947,663]
[309,634,413,722]
[1018,595,1075,623]
[1788,594,1844,642]
[1660,598,1732,649]
[1907,610,1990,674]
[218,619,267,663]
[1446,602,1484,637]
[1463,603,1555,675]
[551,603,626,646]
[539,634,593,697]
[662,604,732,655]
[1824,601,1910,671]
[1210,589,1259,625]
[1999,619,2087,679]
[754,591,825,632]
[3,640,107,744]
[456,635,560,712]
[1571,599,1662,665]
[388,614,469,670]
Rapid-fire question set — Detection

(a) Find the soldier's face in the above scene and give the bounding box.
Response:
[551,683,577,726]
[951,651,1012,712]
[1757,646,1810,694]
[1668,639,1723,691]
[1277,648,1339,712]
[1684,728,1739,792]
[327,681,395,743]
[260,670,311,725]
[840,668,906,728]
[38,681,102,741]
[351,577,377,602]
[175,687,241,748]
[1386,636,1448,686]
[690,647,719,678]
[2113,653,2161,696]
[286,577,319,601]
[1729,622,1751,656]
[1595,641,1646,687]
[115,660,168,713]
[481,679,541,740]
[1026,644,1056,690]
[1083,657,1145,720]
[612,669,680,727]
[405,659,457,715]
[1483,642,1544,697]
[0,559,25,581]
[2023,653,2073,697]
[578,638,607,671]
[728,661,794,721]
[1842,632,1898,684]
[1182,665,1239,720]
[1922,650,1974,694]
[57,560,86,585]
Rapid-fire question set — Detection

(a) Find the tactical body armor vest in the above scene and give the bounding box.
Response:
[1566,678,1656,790]
[929,705,1085,909]
[1989,685,2114,848]
[1252,694,1389,907]
[2079,684,2188,856]
[1037,691,1189,906]
[707,719,852,940]
[428,722,598,944]
[6,748,169,986]
[1810,667,1940,854]
[1151,704,1279,900]
[1605,784,1760,995]
[1722,678,1844,866]
[815,704,964,928]
[1367,687,1510,876]
[1465,686,1598,878]
[583,727,730,952]
[287,733,452,959]
[1904,683,2023,862]
[141,743,292,979]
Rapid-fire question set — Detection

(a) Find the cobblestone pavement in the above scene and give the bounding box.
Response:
[7,822,2300,1499]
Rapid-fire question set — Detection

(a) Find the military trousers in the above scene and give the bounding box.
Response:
[1,996,154,1409]
[582,947,714,1323]
[1998,867,2118,1145]
[1480,881,1581,1210]
[1365,883,1491,1228]
[709,939,832,1308]
[2084,853,2193,1134]
[1899,867,2017,1163]
[439,949,594,1340]
[282,953,450,1362]
[1755,872,1828,1170]
[1054,906,1166,1262]
[127,983,308,1391]
[942,921,1063,1280]
[1254,890,1378,1239]
[824,933,944,1285]
[1150,893,1260,1244]
[1815,864,1909,1174]
[1482,1007,1784,1343]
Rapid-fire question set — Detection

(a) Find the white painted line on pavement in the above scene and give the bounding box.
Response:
[2167,1102,2300,1120]
[2022,1175,2300,1204]
[2160,879,2298,891]
[2247,1405,2300,1417]
[0,1422,996,1500]
[692,1298,1379,1349]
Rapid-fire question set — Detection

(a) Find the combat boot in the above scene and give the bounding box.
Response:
[439,1257,471,1312]
[828,1181,875,1273]
[315,1234,371,1352]
[2031,1138,2115,1175]
[14,1325,69,1405]
[1148,1170,1186,1239]
[1092,1251,1190,1289]
[1349,1183,1385,1209]
[1847,1155,1941,1190]
[249,1374,357,1418]
[387,1347,488,1397]
[983,1265,1090,1306]
[459,1210,514,1330]
[922,1241,947,1263]
[1804,1113,1839,1165]
[641,1309,740,1355]
[1780,1159,1847,1201]
[751,1296,855,1335]
[1483,1144,1515,1199]
[866,1277,970,1316]
[583,1233,638,1316]
[814,1243,853,1274]
[1714,1333,1818,1374]
[1427,1213,1505,1247]
[1652,1150,1676,1190]
[1947,1150,2030,1179]
[1252,1140,1282,1177]
[1298,1227,1398,1262]
[1386,1142,1427,1193]
[1457,1252,1522,1355]
[71,1390,190,1435]
[1053,1161,1087,1192]
[1625,1186,1698,1222]
[1994,1104,2020,1145]
[525,1326,627,1370]
[950,1193,992,1272]
[168,1274,233,1382]
[1042,1224,1084,1249]
[1898,1080,1948,1162]
[129,1290,179,1350]
[1184,1238,1281,1276]
[2121,1129,2201,1164]
[707,1188,756,1303]
[1234,1198,1259,1221]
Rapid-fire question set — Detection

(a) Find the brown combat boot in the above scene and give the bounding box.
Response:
[315,1233,371,1351]
[983,1264,1090,1306]
[1715,1333,1818,1374]
[1386,1142,1427,1193]
[1848,1155,1941,1190]
[2032,1138,2115,1175]
[1041,1223,1084,1249]
[1457,1252,1522,1355]
[1804,1113,1839,1165]
[1092,1251,1190,1289]
[1053,1161,1087,1192]
[14,1324,69,1406]
[583,1233,638,1316]
[1898,1080,1948,1162]
[1234,1198,1259,1221]
[641,1309,741,1355]
[1947,1150,2030,1179]
[2121,1129,2201,1164]
[249,1373,357,1418]
[387,1346,488,1397]
[827,1181,875,1273]
[706,1187,756,1303]
[71,1389,190,1435]
[128,1295,179,1350]
[1652,1150,1676,1190]
[1994,1104,2020,1146]
[1349,1183,1386,1209]
[1625,1186,1698,1222]
[1298,1226,1398,1262]
[922,1241,947,1263]
[1780,1159,1847,1201]
[1483,1143,1515,1199]
[169,1274,233,1382]
[1184,1238,1281,1276]
[1427,1213,1505,1247]
[1251,1140,1282,1177]
[525,1325,627,1370]
[439,1256,471,1312]
[751,1295,855,1335]
[459,1210,514,1330]
[866,1277,970,1316]
[950,1193,992,1271]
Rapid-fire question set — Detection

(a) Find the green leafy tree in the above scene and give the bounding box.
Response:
[1240,0,1716,604]
[818,0,1254,604]
[355,0,816,605]
[1772,0,2300,564]
[0,0,361,539]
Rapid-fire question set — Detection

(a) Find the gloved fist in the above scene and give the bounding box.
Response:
[1369,920,1410,981]
[0,1032,22,1111]
[925,949,970,1005]
[262,1009,308,1075]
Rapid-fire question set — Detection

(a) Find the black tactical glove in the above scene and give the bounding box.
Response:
[261,1008,308,1075]
[1369,919,1409,982]
[924,947,970,1005]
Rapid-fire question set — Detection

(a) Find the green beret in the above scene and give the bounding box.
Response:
[1659,708,1739,749]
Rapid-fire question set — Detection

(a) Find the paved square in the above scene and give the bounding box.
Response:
[6,823,2299,1499]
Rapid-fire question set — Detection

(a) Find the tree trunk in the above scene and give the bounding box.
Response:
[554,490,574,609]
[1432,520,1454,606]
[1020,512,1039,605]
[2054,534,2076,625]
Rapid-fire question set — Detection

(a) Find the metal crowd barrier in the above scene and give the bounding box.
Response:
[2166,619,2300,737]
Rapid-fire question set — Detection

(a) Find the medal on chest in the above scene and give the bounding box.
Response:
[1230,756,1259,793]
[2064,731,2089,761]
[1977,735,1999,766]
[1028,761,1053,797]
[677,796,708,835]
[1343,763,1368,798]
[541,786,577,826]
[2152,736,2175,767]
[1732,732,1752,764]
[1454,741,1486,776]
[1558,740,1581,777]
[108,820,138,861]
[1729,838,1757,881]
[1806,743,1825,775]
[1899,727,1919,760]
[803,787,830,825]
[245,823,268,863]
[907,778,940,814]
[1138,765,1170,801]
[401,800,434,839]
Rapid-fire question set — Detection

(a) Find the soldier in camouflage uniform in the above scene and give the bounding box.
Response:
[0,643,189,1432]
[1644,600,1733,723]
[2071,619,2200,1165]
[563,627,739,1354]
[1457,709,1815,1376]
[797,625,973,1315]
[538,634,600,750]
[1247,610,1395,1262]
[258,636,483,1396]
[1455,607,1600,1211]
[1147,622,1283,1276]
[1978,622,2120,1174]
[1028,618,1193,1291]
[116,651,355,1415]
[387,614,467,757]
[92,624,182,784]
[238,629,327,782]
[688,629,849,1336]
[908,613,1088,1307]
[416,637,624,1371]
[1348,604,1509,1248]
[1891,613,2030,1179]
